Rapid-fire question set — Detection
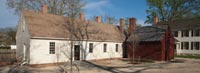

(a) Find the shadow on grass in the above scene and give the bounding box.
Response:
[0,59,174,73]
[83,59,171,73]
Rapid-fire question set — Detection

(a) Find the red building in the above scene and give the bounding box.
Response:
[124,18,174,61]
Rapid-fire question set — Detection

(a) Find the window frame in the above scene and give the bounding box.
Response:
[103,44,107,52]
[116,44,118,52]
[181,42,183,50]
[89,43,93,53]
[194,42,199,50]
[191,42,194,50]
[182,42,189,50]
[193,30,200,37]
[174,31,178,37]
[182,30,189,37]
[49,42,55,54]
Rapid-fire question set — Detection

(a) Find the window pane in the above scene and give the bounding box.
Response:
[184,42,189,50]
[174,31,178,37]
[174,44,176,50]
[194,30,200,36]
[191,42,193,50]
[181,31,183,37]
[116,44,118,52]
[181,42,183,50]
[50,42,55,54]
[182,30,189,37]
[89,43,93,53]
[191,30,193,36]
[185,30,189,37]
[104,44,107,52]
[194,42,199,50]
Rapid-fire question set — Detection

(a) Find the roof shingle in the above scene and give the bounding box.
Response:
[156,17,200,31]
[127,26,166,42]
[22,10,125,42]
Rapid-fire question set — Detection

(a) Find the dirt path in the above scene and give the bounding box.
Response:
[1,58,200,73]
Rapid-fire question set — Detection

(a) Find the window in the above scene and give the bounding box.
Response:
[191,42,193,50]
[181,42,189,50]
[174,31,178,37]
[194,42,199,50]
[174,44,176,50]
[191,30,193,36]
[103,44,107,52]
[193,30,200,37]
[116,44,118,52]
[182,30,189,37]
[49,42,55,54]
[181,42,183,50]
[89,43,93,53]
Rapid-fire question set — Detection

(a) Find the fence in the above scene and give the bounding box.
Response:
[0,49,16,62]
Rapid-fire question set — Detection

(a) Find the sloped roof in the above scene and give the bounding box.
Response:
[127,26,166,42]
[156,17,200,31]
[22,10,125,42]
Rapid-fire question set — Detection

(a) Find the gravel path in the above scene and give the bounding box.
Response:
[0,58,200,73]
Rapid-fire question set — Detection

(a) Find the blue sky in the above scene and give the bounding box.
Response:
[0,0,149,28]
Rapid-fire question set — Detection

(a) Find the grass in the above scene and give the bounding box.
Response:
[175,54,200,59]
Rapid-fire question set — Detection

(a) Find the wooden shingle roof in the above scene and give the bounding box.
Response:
[156,17,200,31]
[127,26,166,42]
[22,10,125,42]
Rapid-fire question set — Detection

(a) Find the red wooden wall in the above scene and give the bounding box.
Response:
[126,27,174,61]
[127,42,163,61]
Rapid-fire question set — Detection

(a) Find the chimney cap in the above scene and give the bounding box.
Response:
[153,16,158,26]
[129,17,136,20]
[96,16,101,23]
[120,18,124,33]
[41,4,48,13]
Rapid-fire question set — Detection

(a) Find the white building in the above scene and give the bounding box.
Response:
[156,17,200,54]
[16,5,125,65]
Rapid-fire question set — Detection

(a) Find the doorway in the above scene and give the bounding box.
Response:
[74,45,80,60]
[23,44,26,61]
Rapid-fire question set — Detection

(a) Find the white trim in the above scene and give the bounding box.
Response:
[31,37,123,43]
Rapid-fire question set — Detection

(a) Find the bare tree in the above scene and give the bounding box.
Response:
[0,28,16,46]
[128,32,139,63]
[7,0,86,15]
[7,0,86,73]
[59,0,86,72]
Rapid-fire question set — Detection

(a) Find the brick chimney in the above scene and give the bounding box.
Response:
[128,18,136,35]
[41,4,48,13]
[79,13,85,21]
[96,16,101,23]
[120,18,124,33]
[153,16,158,26]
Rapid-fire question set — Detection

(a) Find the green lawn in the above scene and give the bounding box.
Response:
[175,54,200,59]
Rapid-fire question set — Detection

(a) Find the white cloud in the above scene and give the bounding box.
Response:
[84,0,112,19]
[84,0,111,10]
